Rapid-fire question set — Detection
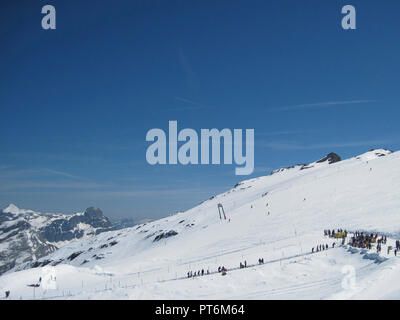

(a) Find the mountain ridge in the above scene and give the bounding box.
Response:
[0,206,114,275]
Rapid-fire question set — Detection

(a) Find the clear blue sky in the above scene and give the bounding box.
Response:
[1,0,399,219]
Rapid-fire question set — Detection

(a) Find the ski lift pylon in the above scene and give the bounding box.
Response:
[217,203,227,220]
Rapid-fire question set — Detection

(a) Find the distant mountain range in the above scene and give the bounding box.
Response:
[0,205,114,275]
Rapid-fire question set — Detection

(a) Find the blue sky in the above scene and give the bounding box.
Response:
[1,0,399,219]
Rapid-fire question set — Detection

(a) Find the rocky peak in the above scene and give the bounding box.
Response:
[271,152,341,175]
[83,207,112,229]
[2,204,21,215]
[316,152,341,164]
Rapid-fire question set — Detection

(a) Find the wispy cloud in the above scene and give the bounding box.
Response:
[41,169,84,180]
[0,181,110,191]
[79,187,212,198]
[257,130,314,136]
[274,99,378,112]
[0,167,96,192]
[0,185,213,200]
[0,167,86,180]
[5,151,101,163]
[167,96,212,111]
[261,139,394,151]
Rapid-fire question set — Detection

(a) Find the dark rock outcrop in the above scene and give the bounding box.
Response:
[316,152,341,164]
[271,152,341,175]
[153,230,178,242]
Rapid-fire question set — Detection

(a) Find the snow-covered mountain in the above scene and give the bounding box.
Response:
[0,206,114,275]
[2,148,400,300]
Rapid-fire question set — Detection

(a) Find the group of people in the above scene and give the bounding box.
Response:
[377,235,387,245]
[312,243,330,253]
[376,235,388,254]
[187,229,400,280]
[187,268,210,278]
[239,257,264,268]
[349,231,377,250]
[347,230,400,256]
[187,257,268,279]
[218,266,227,275]
[324,229,348,238]
[187,266,228,278]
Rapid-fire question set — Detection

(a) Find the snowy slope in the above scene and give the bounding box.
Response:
[1,148,400,300]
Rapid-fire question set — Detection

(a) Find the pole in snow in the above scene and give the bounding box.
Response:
[217,203,227,220]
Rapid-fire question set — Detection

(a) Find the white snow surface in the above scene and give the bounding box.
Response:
[1,148,400,300]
